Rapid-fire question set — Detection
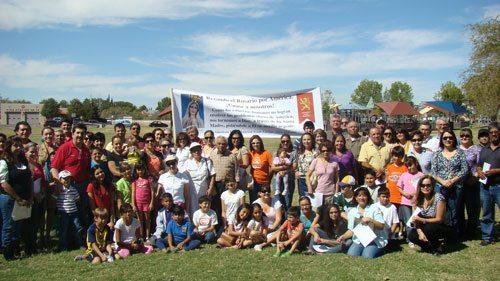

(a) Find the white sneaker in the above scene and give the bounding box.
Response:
[274,189,280,196]
[408,242,415,249]
[254,244,263,251]
[281,190,288,196]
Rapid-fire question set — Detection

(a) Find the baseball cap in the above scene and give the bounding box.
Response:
[478,128,489,137]
[58,170,72,179]
[339,175,356,188]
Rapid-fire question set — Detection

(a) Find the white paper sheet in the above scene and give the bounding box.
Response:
[11,201,32,221]
[406,207,422,228]
[307,193,323,208]
[479,162,491,185]
[33,178,41,194]
[312,244,332,253]
[352,223,377,247]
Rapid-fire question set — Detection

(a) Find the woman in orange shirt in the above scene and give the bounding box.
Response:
[248,135,273,203]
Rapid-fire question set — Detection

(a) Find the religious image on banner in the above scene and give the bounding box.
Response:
[181,94,205,129]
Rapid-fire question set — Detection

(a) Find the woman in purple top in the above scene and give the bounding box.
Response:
[459,128,482,239]
[331,134,357,181]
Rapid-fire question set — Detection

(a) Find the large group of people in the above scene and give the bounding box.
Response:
[0,116,498,263]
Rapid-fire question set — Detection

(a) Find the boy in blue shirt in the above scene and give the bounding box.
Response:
[166,206,201,252]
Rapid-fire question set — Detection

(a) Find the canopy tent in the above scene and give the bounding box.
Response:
[375,102,420,116]
[342,102,368,110]
[423,101,468,115]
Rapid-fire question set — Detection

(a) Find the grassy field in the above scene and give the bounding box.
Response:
[0,124,498,281]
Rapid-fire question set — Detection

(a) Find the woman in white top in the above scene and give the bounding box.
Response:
[252,185,283,232]
[184,143,215,216]
[174,132,191,172]
[157,155,190,212]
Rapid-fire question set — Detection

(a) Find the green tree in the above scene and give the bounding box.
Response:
[40,98,60,118]
[434,81,465,105]
[351,79,383,106]
[383,81,414,105]
[68,98,84,118]
[156,96,171,111]
[321,89,335,125]
[462,17,500,120]
[81,99,100,120]
[59,100,68,108]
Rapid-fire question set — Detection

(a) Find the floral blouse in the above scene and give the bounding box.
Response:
[430,148,468,182]
[297,151,316,178]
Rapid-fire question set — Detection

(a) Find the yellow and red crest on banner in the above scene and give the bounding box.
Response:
[296,92,315,123]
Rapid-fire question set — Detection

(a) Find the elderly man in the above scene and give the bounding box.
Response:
[209,136,240,227]
[425,117,448,152]
[345,121,368,183]
[330,113,345,138]
[358,127,391,180]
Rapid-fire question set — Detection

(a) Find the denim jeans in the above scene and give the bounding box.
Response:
[74,180,90,230]
[250,182,264,204]
[298,177,308,198]
[480,183,500,241]
[308,228,351,253]
[198,231,216,244]
[436,183,464,236]
[58,211,83,250]
[0,194,14,257]
[155,237,201,251]
[347,241,384,259]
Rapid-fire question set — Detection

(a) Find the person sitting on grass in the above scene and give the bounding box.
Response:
[153,193,175,251]
[334,175,358,220]
[374,187,400,248]
[114,203,154,258]
[165,205,201,253]
[250,203,269,251]
[308,204,351,254]
[217,203,252,249]
[56,170,83,251]
[192,196,218,244]
[273,206,304,257]
[75,208,120,264]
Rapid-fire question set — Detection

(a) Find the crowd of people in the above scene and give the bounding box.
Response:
[0,115,498,263]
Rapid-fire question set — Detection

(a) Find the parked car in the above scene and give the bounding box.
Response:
[44,120,61,128]
[149,121,169,128]
[84,119,107,128]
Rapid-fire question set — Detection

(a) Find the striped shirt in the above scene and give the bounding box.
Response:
[57,185,80,214]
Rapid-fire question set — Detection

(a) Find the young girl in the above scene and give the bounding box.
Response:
[397,156,424,244]
[309,204,351,254]
[249,203,269,251]
[132,164,154,240]
[114,203,154,258]
[26,143,47,248]
[116,163,133,211]
[220,175,245,229]
[273,148,291,196]
[125,136,141,175]
[87,166,116,228]
[217,203,251,248]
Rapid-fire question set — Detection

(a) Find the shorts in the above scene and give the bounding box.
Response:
[135,201,151,212]
[86,249,112,262]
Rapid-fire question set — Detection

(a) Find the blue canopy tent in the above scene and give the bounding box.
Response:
[423,101,468,115]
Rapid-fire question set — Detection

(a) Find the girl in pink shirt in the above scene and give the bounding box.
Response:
[132,164,154,239]
[397,156,424,239]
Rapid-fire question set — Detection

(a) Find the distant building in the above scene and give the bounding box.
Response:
[0,103,44,126]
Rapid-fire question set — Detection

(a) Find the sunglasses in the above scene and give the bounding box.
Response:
[442,136,454,141]
[460,134,471,138]
[251,142,261,145]
[260,190,270,194]
[320,149,330,153]
[281,140,290,143]
[145,139,154,143]
[420,184,433,188]
[161,144,169,147]
[166,162,177,167]
[205,136,214,140]
[384,133,392,136]
[411,138,422,142]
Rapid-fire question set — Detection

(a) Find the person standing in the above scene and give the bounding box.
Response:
[358,127,391,182]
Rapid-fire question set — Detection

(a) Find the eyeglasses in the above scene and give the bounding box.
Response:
[411,138,422,142]
[384,133,392,136]
[420,184,432,188]
[145,139,154,143]
[232,137,241,140]
[260,190,270,194]
[442,136,454,141]
[281,140,290,143]
[161,144,169,147]
[205,136,214,140]
[460,134,471,138]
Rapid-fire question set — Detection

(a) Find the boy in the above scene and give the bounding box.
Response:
[56,170,83,251]
[358,169,380,203]
[114,203,154,258]
[151,193,174,248]
[164,206,201,253]
[385,146,407,238]
[334,175,358,220]
[374,187,400,246]
[192,196,218,243]
[273,206,304,257]
[76,208,121,264]
[116,162,132,211]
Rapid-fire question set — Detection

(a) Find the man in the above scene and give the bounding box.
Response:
[425,117,448,152]
[477,123,500,246]
[51,123,92,228]
[209,136,240,228]
[105,123,127,152]
[345,121,368,183]
[130,122,144,149]
[477,128,490,148]
[60,118,73,142]
[187,126,204,145]
[341,117,349,131]
[14,121,33,147]
[293,120,315,151]
[330,114,344,138]
[358,127,391,181]
[375,118,387,133]
[164,128,174,143]
[419,120,433,149]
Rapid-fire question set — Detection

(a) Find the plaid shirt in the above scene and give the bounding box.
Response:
[210,148,240,182]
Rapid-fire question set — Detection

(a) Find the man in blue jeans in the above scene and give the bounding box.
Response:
[477,123,500,246]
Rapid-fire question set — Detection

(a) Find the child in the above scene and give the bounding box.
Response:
[114,203,154,258]
[163,206,201,252]
[273,206,304,257]
[77,208,121,264]
[87,166,116,228]
[397,156,424,247]
[152,193,174,248]
[273,148,292,196]
[250,203,269,251]
[220,175,245,229]
[384,146,408,238]
[334,175,358,220]
[192,196,218,244]
[125,136,141,174]
[116,162,132,211]
[90,147,112,184]
[132,163,154,239]
[374,187,400,245]
[359,169,380,203]
[56,170,83,251]
[217,203,252,249]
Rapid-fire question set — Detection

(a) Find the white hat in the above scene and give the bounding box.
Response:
[58,170,72,179]
[165,155,178,163]
[189,142,201,151]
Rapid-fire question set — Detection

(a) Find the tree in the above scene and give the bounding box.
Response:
[59,100,68,108]
[156,96,171,111]
[40,98,60,118]
[383,81,414,105]
[351,79,383,106]
[81,98,100,120]
[462,17,500,120]
[434,81,465,105]
[321,89,335,125]
[68,98,84,118]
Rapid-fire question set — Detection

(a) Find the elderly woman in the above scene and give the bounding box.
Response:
[184,142,215,216]
[157,155,190,212]
[408,175,452,255]
[227,130,249,191]
[431,129,468,237]
[248,135,273,203]
[202,130,216,158]
[306,141,340,206]
[296,133,316,197]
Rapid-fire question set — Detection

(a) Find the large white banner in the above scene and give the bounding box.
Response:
[171,87,323,138]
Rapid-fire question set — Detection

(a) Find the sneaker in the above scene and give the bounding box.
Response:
[274,189,281,196]
[74,255,86,261]
[273,250,281,257]
[480,240,492,246]
[281,190,288,196]
[254,244,263,252]
[281,251,292,257]
[408,242,415,249]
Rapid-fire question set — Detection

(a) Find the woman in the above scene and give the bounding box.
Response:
[273,134,297,209]
[431,129,468,237]
[331,134,357,181]
[458,128,482,239]
[306,141,339,206]
[408,175,452,255]
[0,136,34,259]
[396,127,411,154]
[248,135,273,203]
[107,135,126,184]
[407,130,434,174]
[152,128,165,151]
[26,143,47,249]
[228,130,250,191]
[202,130,216,158]
[38,127,55,166]
[84,131,95,149]
[174,132,191,172]
[182,100,204,129]
[184,143,215,216]
[141,133,165,181]
[313,129,327,156]
[383,127,397,150]
[158,138,173,159]
[337,187,386,259]
[252,185,283,250]
[309,204,351,254]
[296,133,316,197]
[299,196,319,243]
[157,155,190,212]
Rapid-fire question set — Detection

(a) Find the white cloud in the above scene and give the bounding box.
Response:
[0,0,275,30]
[374,29,455,49]
[483,4,500,19]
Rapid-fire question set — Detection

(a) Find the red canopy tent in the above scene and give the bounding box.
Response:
[375,102,420,116]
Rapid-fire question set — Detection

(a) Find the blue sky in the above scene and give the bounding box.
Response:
[0,0,498,110]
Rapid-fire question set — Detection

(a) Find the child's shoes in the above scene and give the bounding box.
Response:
[254,244,263,251]
[281,251,292,257]
[273,250,281,257]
